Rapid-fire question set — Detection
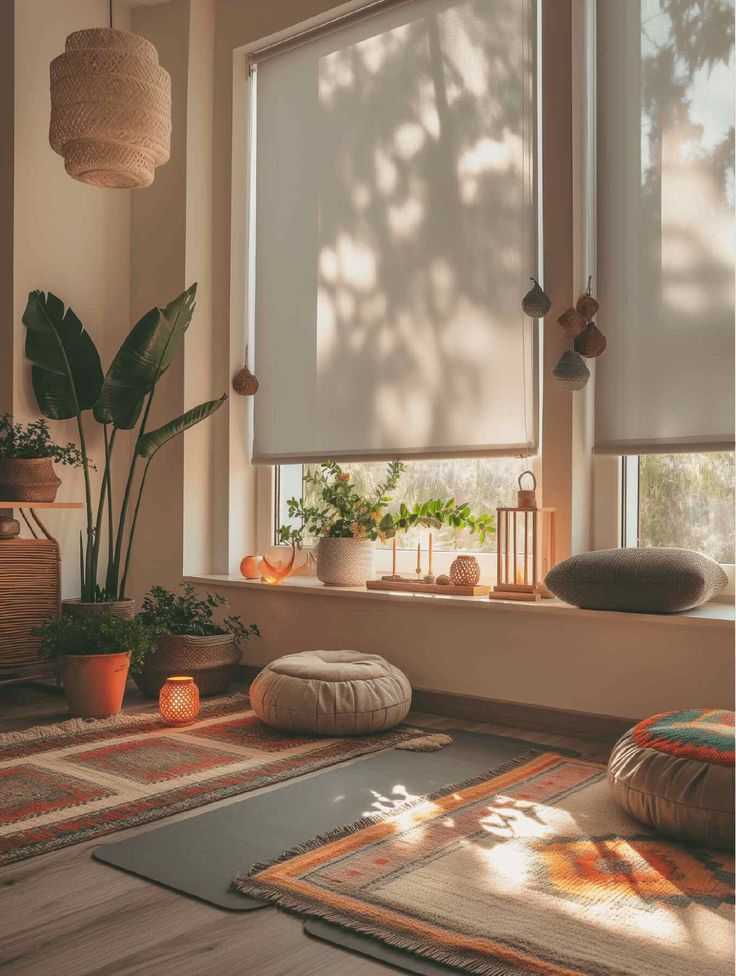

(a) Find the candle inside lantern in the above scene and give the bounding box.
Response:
[159,676,200,726]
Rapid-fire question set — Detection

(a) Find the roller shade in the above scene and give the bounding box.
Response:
[594,0,735,456]
[250,0,538,464]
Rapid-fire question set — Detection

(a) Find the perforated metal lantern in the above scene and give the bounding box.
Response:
[50,29,171,189]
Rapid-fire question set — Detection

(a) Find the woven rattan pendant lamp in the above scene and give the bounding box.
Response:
[49,18,171,189]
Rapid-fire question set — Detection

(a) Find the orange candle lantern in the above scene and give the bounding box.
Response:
[159,676,200,725]
[490,471,557,602]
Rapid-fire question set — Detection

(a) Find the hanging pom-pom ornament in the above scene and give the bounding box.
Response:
[552,350,590,390]
[521,277,551,318]
[576,276,599,320]
[232,365,259,396]
[557,307,586,338]
[575,322,607,358]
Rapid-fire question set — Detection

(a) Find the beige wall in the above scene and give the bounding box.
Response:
[127,0,190,601]
[202,584,734,719]
[9,0,132,597]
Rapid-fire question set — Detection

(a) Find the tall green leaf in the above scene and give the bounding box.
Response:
[136,395,227,459]
[93,284,197,428]
[23,291,104,419]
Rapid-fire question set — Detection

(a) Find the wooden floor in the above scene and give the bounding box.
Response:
[0,682,613,976]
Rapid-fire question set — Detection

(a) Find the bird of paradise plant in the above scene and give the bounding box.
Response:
[22,284,226,603]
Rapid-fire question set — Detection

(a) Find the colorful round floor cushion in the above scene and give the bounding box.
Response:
[249,650,412,735]
[608,709,735,850]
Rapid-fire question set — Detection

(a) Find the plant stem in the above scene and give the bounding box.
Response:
[109,390,155,596]
[74,413,95,601]
[105,430,115,582]
[118,457,152,599]
[91,425,115,596]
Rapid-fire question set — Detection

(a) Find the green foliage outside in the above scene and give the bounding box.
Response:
[638,453,734,563]
[277,459,495,549]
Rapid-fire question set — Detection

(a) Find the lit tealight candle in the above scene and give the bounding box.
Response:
[159,676,200,726]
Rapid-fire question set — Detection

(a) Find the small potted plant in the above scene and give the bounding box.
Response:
[134,584,260,697]
[0,414,85,502]
[278,461,495,586]
[33,614,155,718]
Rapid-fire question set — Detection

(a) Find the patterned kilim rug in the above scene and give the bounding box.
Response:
[234,751,735,976]
[0,694,436,866]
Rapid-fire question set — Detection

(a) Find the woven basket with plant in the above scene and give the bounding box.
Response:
[134,584,259,697]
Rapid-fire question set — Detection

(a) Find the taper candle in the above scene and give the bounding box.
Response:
[416,541,422,577]
[392,536,397,576]
[428,532,433,576]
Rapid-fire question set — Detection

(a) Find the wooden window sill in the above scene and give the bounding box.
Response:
[184,575,734,629]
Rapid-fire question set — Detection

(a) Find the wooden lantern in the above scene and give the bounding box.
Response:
[159,676,200,725]
[490,472,556,602]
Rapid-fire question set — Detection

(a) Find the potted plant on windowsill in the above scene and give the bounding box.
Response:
[21,285,227,618]
[277,461,495,587]
[33,614,155,719]
[0,414,85,503]
[133,584,260,697]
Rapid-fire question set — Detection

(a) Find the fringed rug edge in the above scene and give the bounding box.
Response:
[0,692,249,746]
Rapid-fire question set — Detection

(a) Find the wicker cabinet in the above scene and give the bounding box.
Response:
[0,502,81,685]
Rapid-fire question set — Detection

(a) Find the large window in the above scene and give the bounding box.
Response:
[623,453,735,564]
[276,457,531,553]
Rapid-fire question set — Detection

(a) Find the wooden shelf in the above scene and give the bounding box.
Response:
[366,578,490,597]
[0,501,85,509]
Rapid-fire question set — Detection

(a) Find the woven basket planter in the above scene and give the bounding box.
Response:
[0,457,61,502]
[62,598,136,619]
[50,28,171,189]
[134,633,240,698]
[316,537,375,587]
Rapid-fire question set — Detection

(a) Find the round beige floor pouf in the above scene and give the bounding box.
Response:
[249,650,412,735]
[608,709,734,850]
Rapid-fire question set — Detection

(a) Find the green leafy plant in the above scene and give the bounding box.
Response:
[0,414,85,467]
[277,460,495,547]
[22,285,227,602]
[33,614,156,673]
[137,584,260,645]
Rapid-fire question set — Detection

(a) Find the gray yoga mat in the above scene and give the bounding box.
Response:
[305,920,457,976]
[94,730,569,911]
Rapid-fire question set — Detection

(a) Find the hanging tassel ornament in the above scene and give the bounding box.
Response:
[557,307,586,338]
[575,322,607,358]
[576,276,600,320]
[552,350,590,390]
[521,277,551,318]
[232,345,259,396]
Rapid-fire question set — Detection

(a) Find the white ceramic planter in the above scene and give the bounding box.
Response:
[316,537,375,587]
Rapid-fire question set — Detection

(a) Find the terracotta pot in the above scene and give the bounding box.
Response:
[62,597,136,619]
[134,633,239,698]
[317,537,375,587]
[61,651,131,718]
[0,457,61,502]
